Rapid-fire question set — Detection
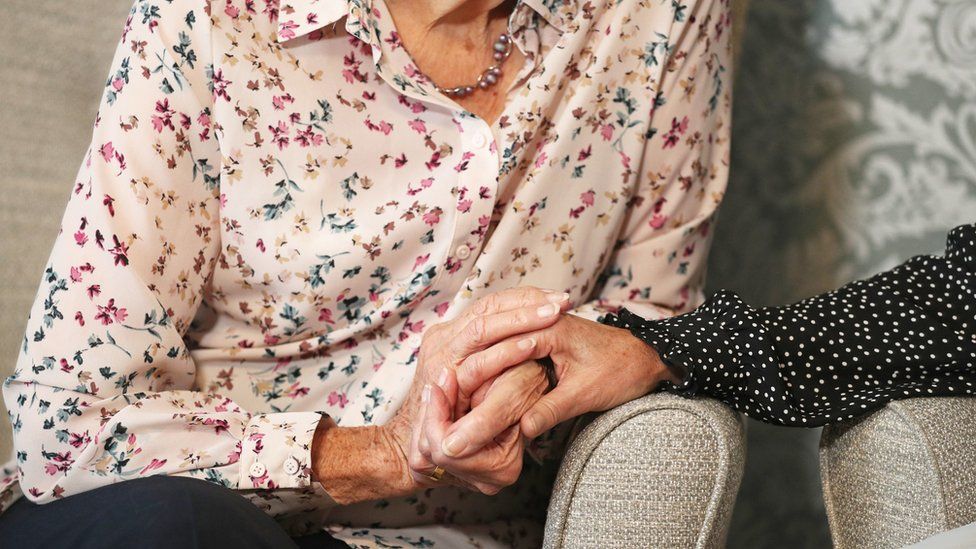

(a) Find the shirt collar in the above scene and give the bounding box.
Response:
[274,0,576,44]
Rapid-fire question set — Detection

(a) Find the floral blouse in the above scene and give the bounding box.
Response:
[1,0,732,546]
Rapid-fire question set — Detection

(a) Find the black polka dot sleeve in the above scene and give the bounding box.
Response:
[602,224,976,426]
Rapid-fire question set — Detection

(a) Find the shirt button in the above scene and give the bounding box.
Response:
[472,133,488,149]
[249,462,267,477]
[455,244,471,260]
[283,456,300,476]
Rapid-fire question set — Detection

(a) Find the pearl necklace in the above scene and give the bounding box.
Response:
[433,33,513,98]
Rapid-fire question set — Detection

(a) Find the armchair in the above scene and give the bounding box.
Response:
[820,397,976,548]
[543,394,745,548]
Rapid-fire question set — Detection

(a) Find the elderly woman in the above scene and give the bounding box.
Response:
[0,0,731,547]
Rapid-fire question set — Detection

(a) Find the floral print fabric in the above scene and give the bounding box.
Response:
[1,0,732,546]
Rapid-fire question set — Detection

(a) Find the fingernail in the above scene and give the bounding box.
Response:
[422,384,431,403]
[442,433,467,457]
[517,337,536,350]
[537,303,557,317]
[546,292,570,304]
[437,368,449,388]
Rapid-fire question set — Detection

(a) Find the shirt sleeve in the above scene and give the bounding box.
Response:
[523,0,732,461]
[3,0,323,505]
[603,223,976,426]
[570,0,732,324]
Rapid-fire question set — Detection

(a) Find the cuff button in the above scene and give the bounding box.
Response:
[283,456,301,475]
[249,462,267,477]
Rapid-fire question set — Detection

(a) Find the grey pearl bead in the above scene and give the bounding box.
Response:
[493,41,507,52]
[464,86,474,95]
[493,51,504,60]
[478,79,490,89]
[498,34,509,43]
[489,67,502,77]
[484,73,497,85]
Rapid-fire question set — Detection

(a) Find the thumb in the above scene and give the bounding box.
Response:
[519,384,581,439]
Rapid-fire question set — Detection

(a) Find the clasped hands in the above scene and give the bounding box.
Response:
[394,287,673,496]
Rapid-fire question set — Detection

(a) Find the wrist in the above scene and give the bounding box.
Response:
[620,329,682,388]
[311,419,419,505]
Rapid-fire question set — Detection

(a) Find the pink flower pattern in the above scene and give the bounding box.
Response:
[2,0,733,546]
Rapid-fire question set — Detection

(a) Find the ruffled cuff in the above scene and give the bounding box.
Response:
[601,290,760,401]
[603,308,702,397]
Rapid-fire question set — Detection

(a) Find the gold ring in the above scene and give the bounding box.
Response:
[426,466,445,482]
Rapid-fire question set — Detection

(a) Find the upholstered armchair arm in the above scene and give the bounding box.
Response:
[543,393,745,549]
[820,397,976,548]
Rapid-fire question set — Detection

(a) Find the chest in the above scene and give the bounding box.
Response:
[203,9,658,338]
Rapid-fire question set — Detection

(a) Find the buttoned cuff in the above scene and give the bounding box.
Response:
[239,411,324,490]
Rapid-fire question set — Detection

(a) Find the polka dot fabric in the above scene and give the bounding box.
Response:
[603,224,976,426]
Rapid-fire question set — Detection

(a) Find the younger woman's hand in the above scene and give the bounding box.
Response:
[447,314,675,455]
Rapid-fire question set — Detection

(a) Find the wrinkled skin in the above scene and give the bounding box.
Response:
[409,308,672,495]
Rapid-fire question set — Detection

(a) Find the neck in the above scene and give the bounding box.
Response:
[386,0,512,41]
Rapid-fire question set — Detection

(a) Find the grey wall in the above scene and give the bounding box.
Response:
[0,0,138,461]
[711,0,976,547]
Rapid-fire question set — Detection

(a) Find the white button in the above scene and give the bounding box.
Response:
[472,133,488,149]
[249,462,267,477]
[283,456,300,475]
[455,244,471,260]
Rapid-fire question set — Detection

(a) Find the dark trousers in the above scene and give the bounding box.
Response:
[0,476,348,549]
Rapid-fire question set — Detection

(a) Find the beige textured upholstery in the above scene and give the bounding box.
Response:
[820,397,976,548]
[544,394,746,548]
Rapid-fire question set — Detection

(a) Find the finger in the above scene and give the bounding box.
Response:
[436,425,525,491]
[435,367,459,414]
[423,381,453,458]
[412,382,454,484]
[456,336,539,398]
[472,425,523,494]
[459,287,571,325]
[441,367,545,458]
[468,374,496,409]
[416,386,431,458]
[451,300,570,358]
[519,384,585,439]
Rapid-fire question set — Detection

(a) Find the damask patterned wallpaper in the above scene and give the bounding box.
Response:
[712,0,976,546]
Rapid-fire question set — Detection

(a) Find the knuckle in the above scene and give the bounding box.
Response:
[500,465,520,487]
[517,286,543,306]
[459,356,482,389]
[470,352,487,376]
[478,484,502,496]
[430,445,447,465]
[418,439,432,460]
[476,294,498,315]
[465,317,489,345]
[407,452,428,472]
[511,309,529,327]
[539,399,560,424]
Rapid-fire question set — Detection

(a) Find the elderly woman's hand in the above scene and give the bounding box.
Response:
[407,360,548,494]
[441,314,678,457]
[311,287,569,504]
